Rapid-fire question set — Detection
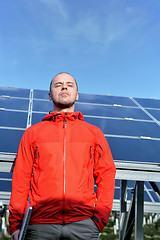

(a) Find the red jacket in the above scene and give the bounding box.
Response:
[9,111,116,234]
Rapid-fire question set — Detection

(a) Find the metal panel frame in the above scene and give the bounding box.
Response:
[116,162,160,240]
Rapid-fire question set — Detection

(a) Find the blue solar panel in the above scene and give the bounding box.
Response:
[0,98,29,111]
[79,93,137,106]
[0,173,12,202]
[107,137,160,164]
[0,111,28,128]
[114,180,160,202]
[145,182,152,189]
[0,87,30,98]
[32,112,46,125]
[0,172,13,178]
[0,129,24,153]
[144,192,152,202]
[134,98,160,109]
[0,179,12,192]
[114,180,159,203]
[145,109,160,121]
[84,117,160,138]
[33,89,49,100]
[75,103,151,120]
[114,188,120,200]
[150,191,160,202]
[32,100,53,112]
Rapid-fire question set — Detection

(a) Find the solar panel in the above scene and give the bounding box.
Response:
[32,112,47,125]
[78,93,137,106]
[0,111,28,128]
[75,103,151,120]
[0,98,29,111]
[114,180,160,203]
[0,175,12,192]
[0,172,12,204]
[32,100,53,112]
[107,137,160,164]
[33,89,49,100]
[0,86,160,214]
[134,97,160,109]
[145,109,160,121]
[0,129,24,153]
[84,117,160,138]
[0,87,30,98]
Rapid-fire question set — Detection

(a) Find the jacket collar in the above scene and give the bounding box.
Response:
[42,111,84,122]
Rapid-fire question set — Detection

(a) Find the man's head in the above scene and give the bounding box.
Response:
[49,72,79,112]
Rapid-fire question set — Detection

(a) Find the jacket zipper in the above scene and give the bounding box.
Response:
[62,113,67,224]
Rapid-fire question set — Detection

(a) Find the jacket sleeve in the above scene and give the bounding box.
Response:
[92,128,116,232]
[9,128,34,235]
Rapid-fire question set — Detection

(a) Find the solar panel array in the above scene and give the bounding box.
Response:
[0,86,160,208]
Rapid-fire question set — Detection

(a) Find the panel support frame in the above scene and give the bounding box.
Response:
[115,160,160,240]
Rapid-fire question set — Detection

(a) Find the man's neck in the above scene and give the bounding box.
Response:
[54,106,75,113]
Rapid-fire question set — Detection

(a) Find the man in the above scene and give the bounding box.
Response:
[9,73,116,240]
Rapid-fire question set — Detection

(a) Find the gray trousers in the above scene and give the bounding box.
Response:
[25,219,100,240]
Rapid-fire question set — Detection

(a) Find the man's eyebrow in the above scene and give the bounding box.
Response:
[67,81,74,85]
[54,81,74,85]
[54,81,62,85]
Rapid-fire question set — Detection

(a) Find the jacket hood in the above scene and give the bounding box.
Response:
[42,111,84,122]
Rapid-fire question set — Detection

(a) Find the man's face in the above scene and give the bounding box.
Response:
[49,73,79,112]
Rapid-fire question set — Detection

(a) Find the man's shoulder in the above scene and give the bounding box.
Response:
[24,121,47,135]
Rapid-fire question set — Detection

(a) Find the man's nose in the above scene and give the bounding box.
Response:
[62,82,68,89]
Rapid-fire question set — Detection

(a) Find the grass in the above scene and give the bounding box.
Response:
[100,217,160,240]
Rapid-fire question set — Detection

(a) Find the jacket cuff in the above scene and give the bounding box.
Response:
[92,215,105,232]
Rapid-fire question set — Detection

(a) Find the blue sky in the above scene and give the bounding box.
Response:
[0,0,160,99]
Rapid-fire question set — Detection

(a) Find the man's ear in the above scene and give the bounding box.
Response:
[49,92,52,101]
[76,91,79,101]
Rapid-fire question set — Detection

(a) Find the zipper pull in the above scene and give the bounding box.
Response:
[35,146,38,158]
[63,113,67,128]
[65,112,67,123]
[94,144,103,163]
[90,146,93,158]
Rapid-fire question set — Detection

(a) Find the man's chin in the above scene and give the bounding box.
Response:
[53,101,75,109]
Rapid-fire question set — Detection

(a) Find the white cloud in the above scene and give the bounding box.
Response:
[23,1,154,54]
[26,0,68,25]
[39,0,68,21]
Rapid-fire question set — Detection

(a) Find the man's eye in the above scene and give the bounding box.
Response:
[55,84,61,87]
